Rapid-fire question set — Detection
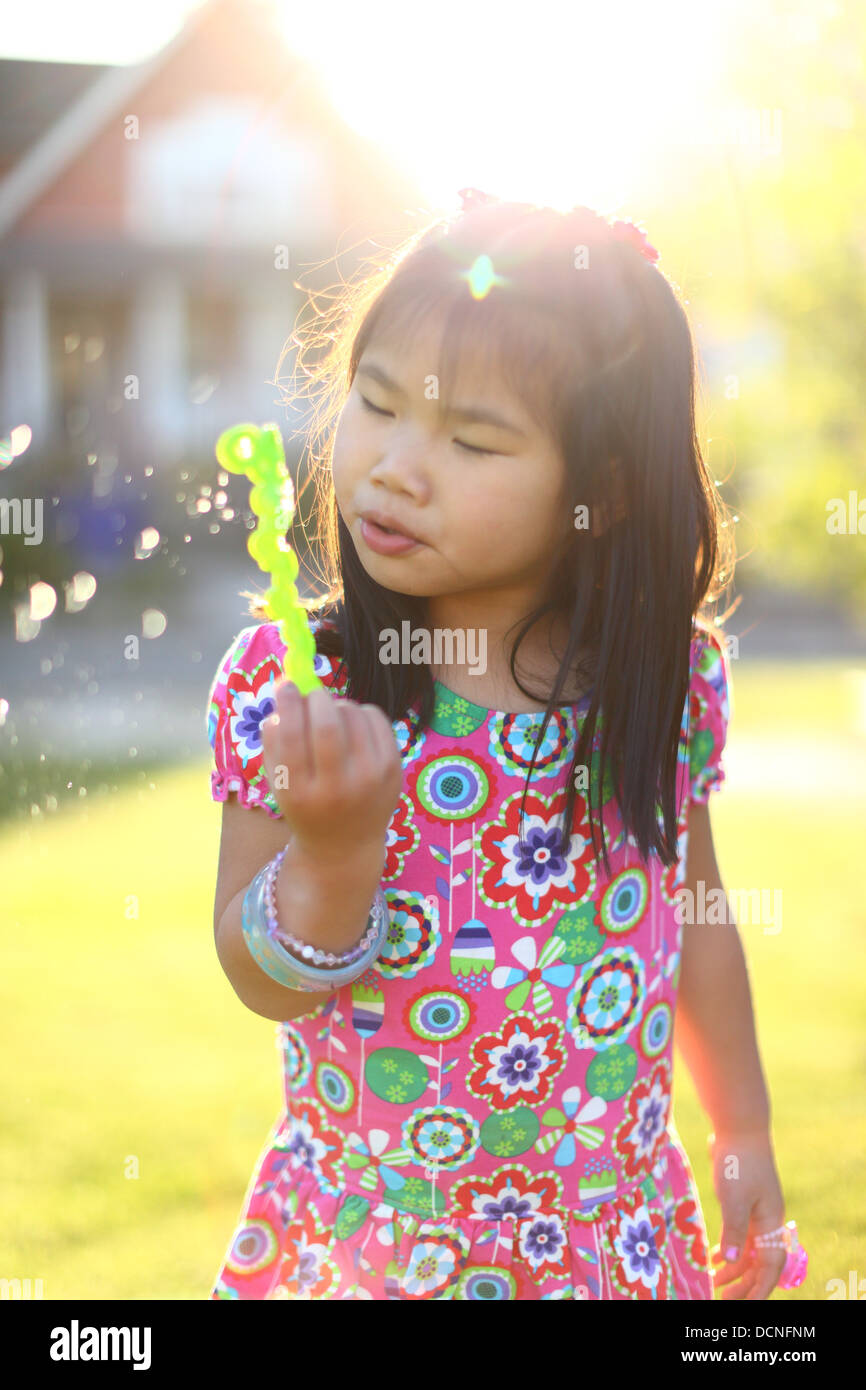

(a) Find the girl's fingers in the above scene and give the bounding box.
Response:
[709,1245,751,1288]
[262,684,403,840]
[337,701,400,781]
[744,1249,788,1301]
[712,1243,787,1300]
[302,687,350,783]
[359,703,403,777]
[719,1274,757,1300]
[269,681,313,784]
[716,1256,758,1299]
[339,700,379,777]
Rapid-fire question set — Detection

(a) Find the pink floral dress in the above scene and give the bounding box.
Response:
[205,611,731,1300]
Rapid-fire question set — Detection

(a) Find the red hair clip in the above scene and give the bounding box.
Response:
[457,187,500,213]
[608,218,659,264]
[455,192,659,266]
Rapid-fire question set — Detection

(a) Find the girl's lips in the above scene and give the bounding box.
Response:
[360,517,424,555]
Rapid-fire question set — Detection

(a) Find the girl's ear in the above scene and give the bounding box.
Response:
[591,456,627,536]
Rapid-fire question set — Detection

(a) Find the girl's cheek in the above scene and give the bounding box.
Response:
[332,431,365,484]
[330,440,352,492]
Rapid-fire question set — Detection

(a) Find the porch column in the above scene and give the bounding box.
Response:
[126,270,187,463]
[0,268,51,445]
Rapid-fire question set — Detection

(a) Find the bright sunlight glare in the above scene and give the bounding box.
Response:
[273,0,749,215]
[0,0,757,215]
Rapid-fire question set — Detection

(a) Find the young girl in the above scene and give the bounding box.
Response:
[205,192,797,1300]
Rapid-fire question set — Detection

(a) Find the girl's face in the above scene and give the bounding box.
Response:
[331,315,574,617]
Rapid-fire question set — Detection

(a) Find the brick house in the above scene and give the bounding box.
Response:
[0,0,420,465]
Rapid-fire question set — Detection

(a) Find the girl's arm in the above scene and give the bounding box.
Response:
[213,795,386,1022]
[673,801,772,1136]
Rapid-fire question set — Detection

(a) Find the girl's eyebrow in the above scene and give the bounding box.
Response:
[356,360,528,438]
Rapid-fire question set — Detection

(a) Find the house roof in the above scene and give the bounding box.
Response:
[0,0,200,242]
[0,0,425,262]
[0,0,333,241]
[0,58,111,178]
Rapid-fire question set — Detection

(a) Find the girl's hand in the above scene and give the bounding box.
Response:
[707,1128,788,1300]
[260,678,403,864]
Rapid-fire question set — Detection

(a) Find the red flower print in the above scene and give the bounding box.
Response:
[450,1166,564,1220]
[271,1203,342,1299]
[604,1187,671,1299]
[282,1098,349,1192]
[673,1191,709,1272]
[383,792,420,879]
[466,1012,567,1111]
[225,662,279,774]
[478,788,598,928]
[612,1057,671,1179]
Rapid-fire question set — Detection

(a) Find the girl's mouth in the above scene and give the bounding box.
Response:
[360,518,424,556]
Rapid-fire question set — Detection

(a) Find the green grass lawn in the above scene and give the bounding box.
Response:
[1,662,864,1299]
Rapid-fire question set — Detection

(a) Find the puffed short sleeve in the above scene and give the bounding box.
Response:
[205,622,284,818]
[687,624,732,803]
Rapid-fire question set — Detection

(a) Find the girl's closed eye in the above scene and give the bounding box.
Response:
[358,392,497,456]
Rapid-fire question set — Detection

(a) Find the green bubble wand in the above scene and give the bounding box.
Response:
[215,422,324,695]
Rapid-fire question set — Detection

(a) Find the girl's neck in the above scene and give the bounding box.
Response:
[427,612,591,713]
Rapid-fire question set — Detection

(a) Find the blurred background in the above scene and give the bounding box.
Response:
[1,0,864,1300]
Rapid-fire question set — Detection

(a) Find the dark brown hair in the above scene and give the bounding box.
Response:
[243,198,737,877]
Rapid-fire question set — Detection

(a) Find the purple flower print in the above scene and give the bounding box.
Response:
[622,1219,661,1279]
[516,826,567,886]
[638,1096,665,1149]
[289,1132,317,1174]
[480,1192,534,1222]
[236,695,276,754]
[525,1220,565,1261]
[497,1041,542,1087]
[295,1249,320,1293]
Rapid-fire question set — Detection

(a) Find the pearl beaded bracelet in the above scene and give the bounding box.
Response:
[264,845,382,967]
[240,848,390,993]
